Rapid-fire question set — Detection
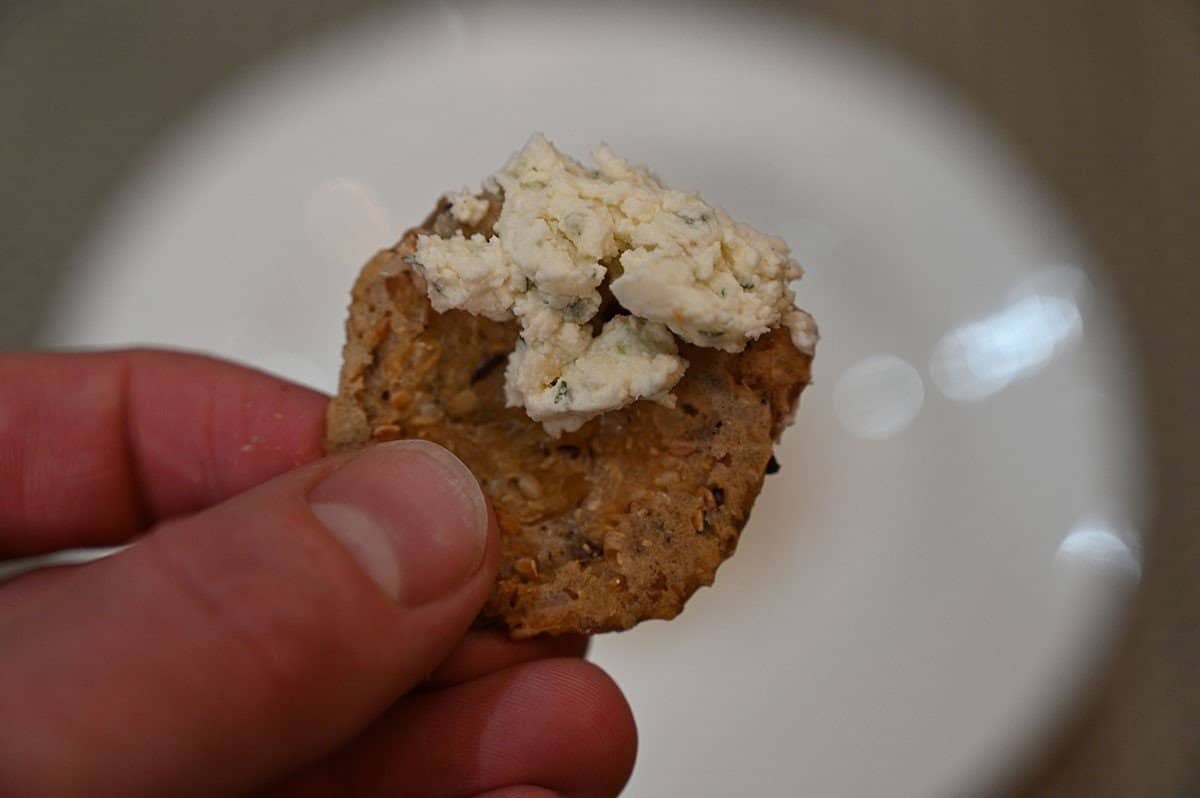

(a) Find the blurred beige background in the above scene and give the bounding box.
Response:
[2,2,1197,794]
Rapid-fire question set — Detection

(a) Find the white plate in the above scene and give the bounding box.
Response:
[42,3,1147,795]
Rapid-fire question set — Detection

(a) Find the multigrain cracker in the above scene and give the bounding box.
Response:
[326,193,813,637]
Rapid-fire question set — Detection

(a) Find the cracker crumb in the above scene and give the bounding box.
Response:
[516,474,543,499]
[666,440,697,457]
[446,388,481,418]
[603,530,626,555]
[514,557,539,580]
[653,471,680,486]
[372,424,401,438]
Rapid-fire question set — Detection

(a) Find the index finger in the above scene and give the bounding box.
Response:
[0,349,327,556]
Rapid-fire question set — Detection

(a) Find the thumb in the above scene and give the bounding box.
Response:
[0,440,496,798]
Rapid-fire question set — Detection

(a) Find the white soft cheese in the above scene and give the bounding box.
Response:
[447,190,489,226]
[410,234,517,321]
[785,307,820,355]
[506,316,686,437]
[413,134,813,435]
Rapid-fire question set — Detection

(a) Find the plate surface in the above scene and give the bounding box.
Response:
[42,3,1146,795]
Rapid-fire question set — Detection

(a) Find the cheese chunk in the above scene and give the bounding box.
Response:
[413,134,811,435]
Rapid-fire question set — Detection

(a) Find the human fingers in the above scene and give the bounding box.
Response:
[0,349,325,556]
[0,440,495,798]
[469,787,563,798]
[264,658,637,798]
[422,630,590,689]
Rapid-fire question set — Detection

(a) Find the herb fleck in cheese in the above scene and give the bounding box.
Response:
[506,316,686,437]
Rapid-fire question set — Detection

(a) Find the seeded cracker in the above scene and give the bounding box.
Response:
[326,190,814,637]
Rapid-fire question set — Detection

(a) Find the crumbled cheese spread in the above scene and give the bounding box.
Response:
[785,307,820,356]
[447,190,490,226]
[506,315,686,435]
[413,134,814,435]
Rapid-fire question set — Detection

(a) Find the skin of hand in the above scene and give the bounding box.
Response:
[0,350,637,798]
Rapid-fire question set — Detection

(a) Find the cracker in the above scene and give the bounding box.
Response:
[325,194,813,637]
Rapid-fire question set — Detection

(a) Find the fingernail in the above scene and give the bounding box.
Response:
[308,440,489,605]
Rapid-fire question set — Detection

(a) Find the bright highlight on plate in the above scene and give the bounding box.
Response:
[833,354,925,440]
[931,282,1083,402]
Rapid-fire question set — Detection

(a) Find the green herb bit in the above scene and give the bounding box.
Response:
[560,213,585,237]
[553,380,573,405]
[563,297,590,322]
[700,329,725,339]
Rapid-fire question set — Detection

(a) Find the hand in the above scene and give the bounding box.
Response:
[0,350,636,797]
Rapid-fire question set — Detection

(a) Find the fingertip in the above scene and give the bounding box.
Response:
[269,656,638,798]
[479,658,638,798]
[308,441,491,606]
[471,788,562,798]
[553,660,639,796]
[424,631,590,689]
